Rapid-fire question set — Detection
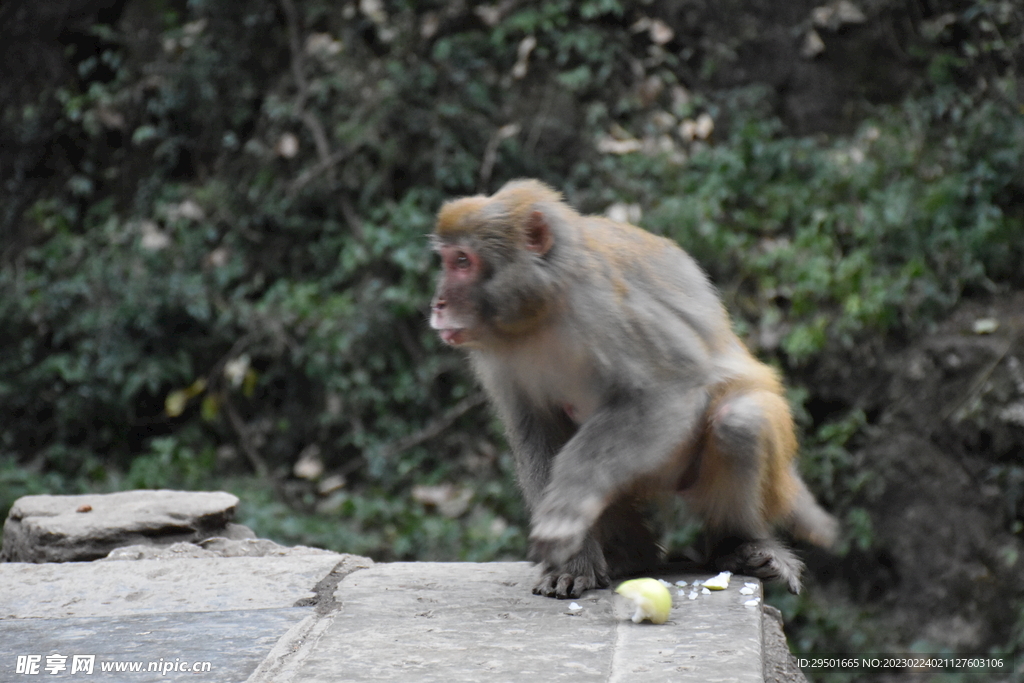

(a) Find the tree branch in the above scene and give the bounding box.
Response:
[377,393,489,460]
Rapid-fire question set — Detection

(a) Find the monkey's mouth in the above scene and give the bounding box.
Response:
[439,328,470,346]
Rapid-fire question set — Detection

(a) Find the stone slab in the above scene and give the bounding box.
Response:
[0,555,349,618]
[0,558,786,683]
[289,562,764,683]
[1,490,243,562]
[0,608,307,682]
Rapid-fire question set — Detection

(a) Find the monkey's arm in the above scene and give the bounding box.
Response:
[494,389,612,598]
[529,385,709,568]
[500,393,576,511]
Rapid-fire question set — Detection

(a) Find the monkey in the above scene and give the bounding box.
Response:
[429,179,837,599]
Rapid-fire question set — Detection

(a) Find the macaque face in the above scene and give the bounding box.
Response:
[430,242,484,347]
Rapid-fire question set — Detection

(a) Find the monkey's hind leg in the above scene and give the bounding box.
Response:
[690,389,805,594]
[711,536,804,595]
[596,497,661,579]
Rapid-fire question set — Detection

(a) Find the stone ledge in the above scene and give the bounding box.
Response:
[278,562,768,683]
[1,558,804,682]
[0,491,805,682]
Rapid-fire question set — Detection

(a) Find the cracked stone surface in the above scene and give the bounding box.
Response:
[285,562,767,683]
[0,558,802,683]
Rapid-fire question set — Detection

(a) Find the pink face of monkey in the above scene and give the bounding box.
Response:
[429,242,484,347]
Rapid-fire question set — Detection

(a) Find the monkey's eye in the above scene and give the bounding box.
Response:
[454,252,472,270]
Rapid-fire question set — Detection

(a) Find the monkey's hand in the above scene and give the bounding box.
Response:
[528,389,706,571]
[531,534,609,599]
[528,492,604,568]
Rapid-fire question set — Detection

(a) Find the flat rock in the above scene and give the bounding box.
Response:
[0,552,371,682]
[0,558,803,682]
[0,490,250,563]
[1,609,309,682]
[275,562,766,683]
[0,553,363,618]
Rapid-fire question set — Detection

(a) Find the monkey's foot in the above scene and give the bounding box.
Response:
[714,538,804,595]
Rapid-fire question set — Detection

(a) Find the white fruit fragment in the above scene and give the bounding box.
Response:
[675,580,688,587]
[702,571,732,590]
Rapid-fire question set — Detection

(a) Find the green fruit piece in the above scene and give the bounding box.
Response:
[614,578,672,625]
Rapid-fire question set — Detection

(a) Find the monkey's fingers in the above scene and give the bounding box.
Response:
[531,536,610,599]
[533,567,610,599]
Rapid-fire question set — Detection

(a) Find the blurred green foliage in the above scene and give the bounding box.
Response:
[1,0,1023,671]
[626,90,1024,362]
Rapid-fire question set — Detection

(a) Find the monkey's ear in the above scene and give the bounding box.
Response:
[525,210,554,255]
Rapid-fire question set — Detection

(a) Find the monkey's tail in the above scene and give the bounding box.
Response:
[786,475,839,549]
